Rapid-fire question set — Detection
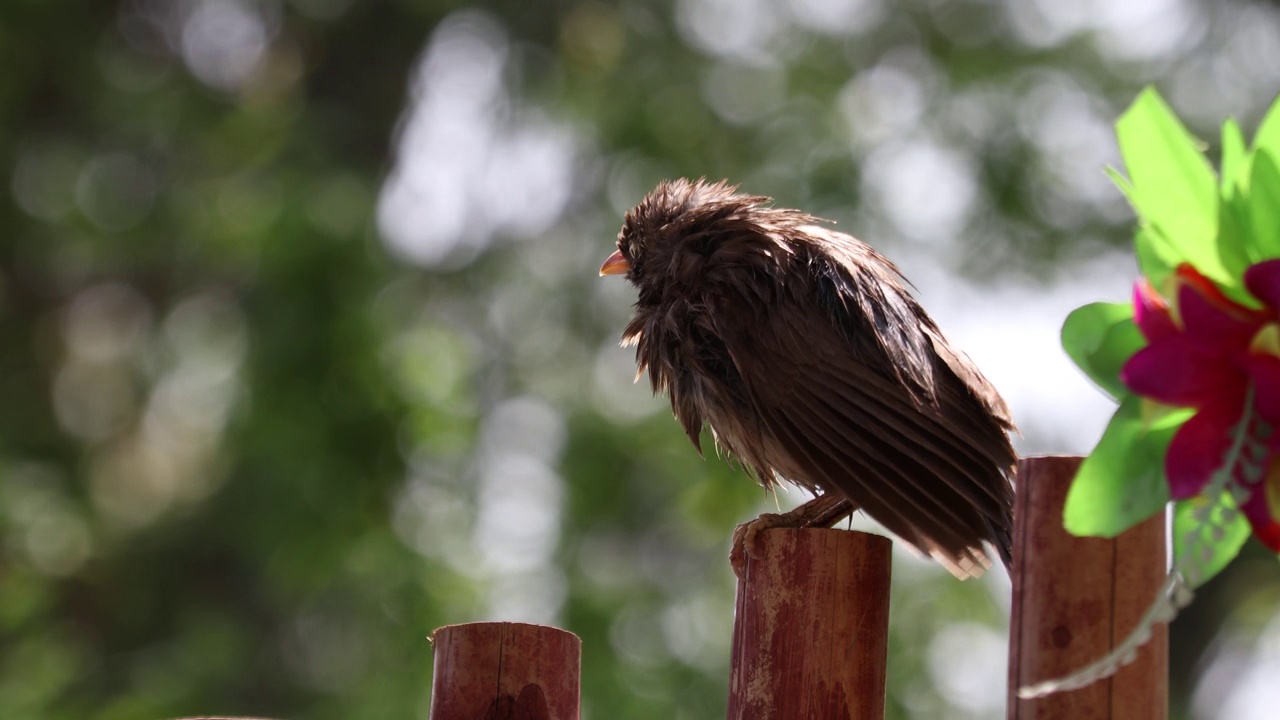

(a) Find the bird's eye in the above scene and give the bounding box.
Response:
[618,227,640,261]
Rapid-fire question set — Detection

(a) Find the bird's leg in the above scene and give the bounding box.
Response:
[730,493,856,579]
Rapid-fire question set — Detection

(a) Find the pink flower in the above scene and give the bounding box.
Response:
[1120,261,1280,551]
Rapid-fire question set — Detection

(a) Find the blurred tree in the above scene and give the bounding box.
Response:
[2,0,1280,719]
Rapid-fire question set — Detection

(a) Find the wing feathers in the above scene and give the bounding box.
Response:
[800,363,1010,514]
[708,240,1015,577]
[750,366,1001,574]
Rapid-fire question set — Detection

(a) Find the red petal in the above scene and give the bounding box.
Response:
[1178,279,1264,350]
[1246,354,1280,426]
[1244,259,1280,313]
[1122,337,1245,408]
[1176,264,1269,323]
[1133,279,1176,342]
[1238,475,1280,552]
[1252,522,1280,552]
[1166,399,1245,499]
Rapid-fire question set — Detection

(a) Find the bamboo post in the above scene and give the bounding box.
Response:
[1008,455,1168,719]
[429,621,581,720]
[727,528,892,720]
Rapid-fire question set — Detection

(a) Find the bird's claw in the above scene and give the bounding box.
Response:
[729,495,856,579]
[730,512,788,580]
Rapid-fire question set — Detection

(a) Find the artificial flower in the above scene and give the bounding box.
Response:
[1120,260,1280,549]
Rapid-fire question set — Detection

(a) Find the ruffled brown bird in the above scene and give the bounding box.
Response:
[600,178,1017,578]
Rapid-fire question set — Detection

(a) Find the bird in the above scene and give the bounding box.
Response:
[599,178,1017,579]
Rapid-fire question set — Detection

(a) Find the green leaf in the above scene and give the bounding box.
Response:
[1105,164,1135,198]
[1217,198,1254,288]
[1132,226,1177,290]
[1107,168,1177,289]
[1213,119,1254,281]
[1172,494,1250,588]
[1061,302,1144,400]
[1221,118,1248,197]
[1064,395,1190,537]
[1115,88,1226,286]
[1252,94,1280,160]
[1248,150,1280,261]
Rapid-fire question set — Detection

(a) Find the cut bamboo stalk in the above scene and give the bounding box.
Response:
[1008,455,1168,720]
[727,527,892,720]
[429,621,581,720]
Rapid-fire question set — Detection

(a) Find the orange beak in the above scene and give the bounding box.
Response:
[599,249,631,276]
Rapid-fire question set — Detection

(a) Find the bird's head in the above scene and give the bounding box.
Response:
[599,178,795,302]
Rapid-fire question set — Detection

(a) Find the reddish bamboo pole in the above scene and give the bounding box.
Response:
[1008,455,1168,719]
[727,528,892,720]
[429,621,581,720]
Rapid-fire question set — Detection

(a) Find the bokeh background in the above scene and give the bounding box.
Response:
[5,0,1280,718]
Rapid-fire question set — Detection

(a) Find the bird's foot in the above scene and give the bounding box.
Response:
[729,494,856,579]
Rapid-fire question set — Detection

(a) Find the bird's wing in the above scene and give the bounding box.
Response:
[923,323,1018,434]
[711,263,1014,577]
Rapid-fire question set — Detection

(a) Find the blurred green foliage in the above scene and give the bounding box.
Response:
[3,0,1280,718]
